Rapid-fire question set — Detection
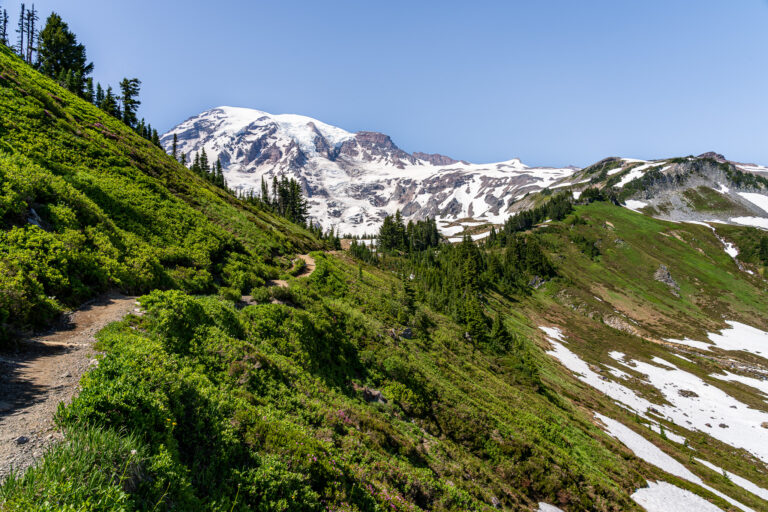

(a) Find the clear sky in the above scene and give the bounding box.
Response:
[5,0,768,166]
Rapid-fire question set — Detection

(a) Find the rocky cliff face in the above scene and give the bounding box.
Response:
[161,106,578,236]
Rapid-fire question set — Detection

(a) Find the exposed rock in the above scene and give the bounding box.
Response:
[761,422,768,429]
[15,436,29,445]
[697,151,726,162]
[678,389,699,398]
[718,423,729,429]
[604,315,638,335]
[413,152,460,166]
[654,265,680,297]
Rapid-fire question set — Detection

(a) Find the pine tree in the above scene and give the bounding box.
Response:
[118,77,141,128]
[84,77,94,103]
[24,3,37,64]
[199,148,209,176]
[180,152,187,166]
[151,128,159,147]
[37,13,93,89]
[260,176,270,206]
[15,3,24,58]
[171,133,178,160]
[95,82,104,105]
[0,8,9,47]
[99,85,119,118]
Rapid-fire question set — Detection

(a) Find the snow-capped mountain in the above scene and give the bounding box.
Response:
[161,107,579,236]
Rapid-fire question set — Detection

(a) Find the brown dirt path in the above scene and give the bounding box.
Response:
[241,254,317,305]
[0,292,137,481]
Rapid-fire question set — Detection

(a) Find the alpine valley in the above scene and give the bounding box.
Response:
[3,20,768,512]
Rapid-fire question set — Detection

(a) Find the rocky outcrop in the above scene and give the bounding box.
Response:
[654,264,680,297]
[413,152,460,166]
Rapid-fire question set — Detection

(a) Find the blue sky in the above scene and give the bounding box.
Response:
[7,0,768,166]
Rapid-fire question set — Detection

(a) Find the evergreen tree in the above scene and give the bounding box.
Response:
[171,133,178,160]
[15,3,24,57]
[260,176,270,206]
[760,237,768,265]
[118,77,141,128]
[151,128,159,147]
[0,7,9,47]
[95,82,104,105]
[180,152,186,166]
[37,13,93,93]
[99,85,119,118]
[24,3,37,64]
[84,77,94,103]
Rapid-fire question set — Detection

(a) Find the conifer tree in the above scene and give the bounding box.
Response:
[171,133,178,160]
[99,85,119,118]
[15,3,24,57]
[0,9,9,47]
[95,82,104,105]
[118,77,141,128]
[37,12,93,92]
[84,77,94,103]
[260,176,270,206]
[24,3,36,64]
[180,152,186,166]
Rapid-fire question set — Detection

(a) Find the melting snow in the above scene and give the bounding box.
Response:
[624,200,648,211]
[731,217,768,230]
[631,481,724,512]
[596,413,755,511]
[667,321,768,358]
[537,504,564,512]
[712,371,768,398]
[738,193,768,214]
[694,458,768,502]
[541,328,768,464]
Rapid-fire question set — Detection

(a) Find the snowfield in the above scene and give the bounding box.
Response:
[596,413,755,511]
[694,458,768,502]
[541,327,768,465]
[738,192,768,214]
[731,217,768,230]
[667,321,768,358]
[631,481,724,512]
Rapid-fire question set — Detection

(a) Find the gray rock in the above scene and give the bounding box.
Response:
[15,436,29,445]
[654,264,680,297]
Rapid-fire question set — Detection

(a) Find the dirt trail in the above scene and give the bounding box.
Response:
[0,292,137,481]
[265,254,316,289]
[241,254,317,306]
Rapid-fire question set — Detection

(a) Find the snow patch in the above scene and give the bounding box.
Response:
[631,481,723,512]
[596,413,755,511]
[738,193,768,214]
[537,504,565,512]
[624,200,648,212]
[731,217,768,230]
[694,458,768,502]
[667,321,768,358]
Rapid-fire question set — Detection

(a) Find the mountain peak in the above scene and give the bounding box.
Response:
[161,107,578,235]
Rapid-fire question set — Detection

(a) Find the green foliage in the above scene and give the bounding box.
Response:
[37,12,93,97]
[0,44,319,339]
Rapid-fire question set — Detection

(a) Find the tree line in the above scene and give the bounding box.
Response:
[0,3,158,146]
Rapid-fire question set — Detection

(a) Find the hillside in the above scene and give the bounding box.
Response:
[2,43,768,512]
[0,45,319,339]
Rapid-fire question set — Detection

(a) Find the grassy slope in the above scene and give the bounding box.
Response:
[0,44,318,338]
[522,202,768,510]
